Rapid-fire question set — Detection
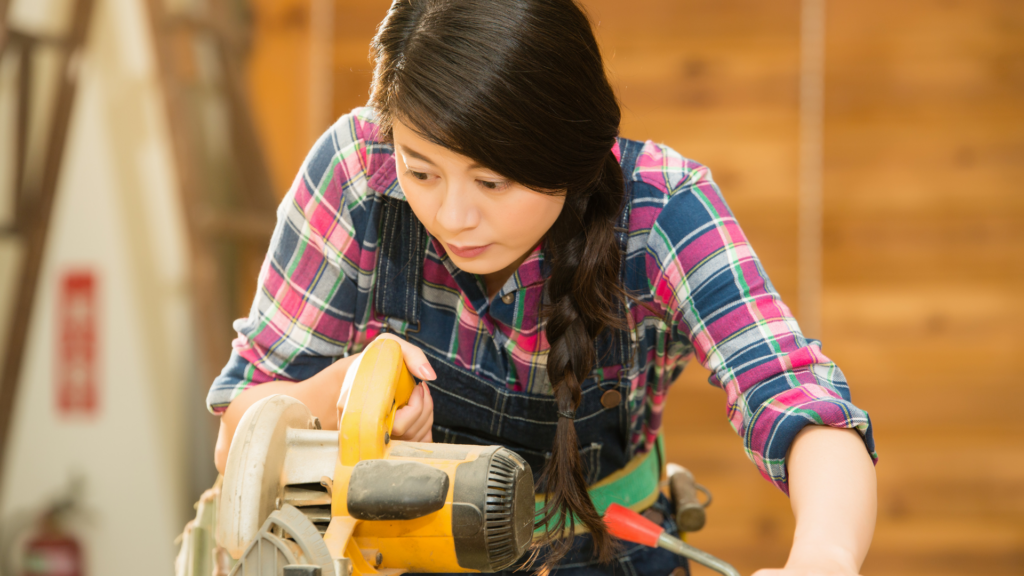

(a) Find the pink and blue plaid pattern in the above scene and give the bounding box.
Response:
[208,108,875,493]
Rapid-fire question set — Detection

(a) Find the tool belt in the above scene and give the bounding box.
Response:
[534,435,665,536]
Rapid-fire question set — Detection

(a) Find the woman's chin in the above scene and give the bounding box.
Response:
[448,256,503,275]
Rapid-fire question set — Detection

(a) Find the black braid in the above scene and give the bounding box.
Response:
[535,151,625,568]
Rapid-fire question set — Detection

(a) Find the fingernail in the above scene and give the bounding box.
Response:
[418,364,436,380]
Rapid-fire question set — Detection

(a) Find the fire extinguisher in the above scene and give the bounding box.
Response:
[21,511,83,576]
[2,477,89,576]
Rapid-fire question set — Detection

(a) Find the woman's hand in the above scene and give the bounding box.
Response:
[753,565,856,569]
[753,563,862,576]
[214,353,359,474]
[215,333,437,474]
[365,333,436,443]
[375,333,437,381]
[391,379,434,442]
[751,543,863,575]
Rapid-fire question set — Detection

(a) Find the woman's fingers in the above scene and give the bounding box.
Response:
[404,412,430,442]
[391,383,424,438]
[421,381,434,415]
[414,422,433,442]
[370,334,436,442]
[391,383,435,442]
[400,384,432,440]
[416,384,434,442]
[377,333,436,381]
[405,383,434,442]
[405,409,433,442]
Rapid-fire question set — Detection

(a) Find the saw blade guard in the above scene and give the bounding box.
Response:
[217,394,337,559]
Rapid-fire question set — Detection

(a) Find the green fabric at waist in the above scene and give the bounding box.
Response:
[533,435,665,535]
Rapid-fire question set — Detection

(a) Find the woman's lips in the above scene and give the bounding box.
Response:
[446,243,492,258]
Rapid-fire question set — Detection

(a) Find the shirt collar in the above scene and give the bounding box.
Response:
[366,144,405,199]
[427,232,551,317]
[498,243,549,296]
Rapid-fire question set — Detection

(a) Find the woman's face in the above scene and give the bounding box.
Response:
[393,120,565,291]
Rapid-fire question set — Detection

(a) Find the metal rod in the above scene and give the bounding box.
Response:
[0,0,10,55]
[656,532,741,576]
[14,36,30,225]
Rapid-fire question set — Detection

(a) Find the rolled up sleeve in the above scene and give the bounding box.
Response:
[644,159,876,494]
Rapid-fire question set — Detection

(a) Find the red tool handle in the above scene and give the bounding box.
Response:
[605,503,742,576]
[604,503,665,547]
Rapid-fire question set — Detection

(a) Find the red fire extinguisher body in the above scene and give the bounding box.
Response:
[22,532,83,576]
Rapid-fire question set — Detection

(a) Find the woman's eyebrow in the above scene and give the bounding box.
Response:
[399,145,436,166]
[400,144,487,171]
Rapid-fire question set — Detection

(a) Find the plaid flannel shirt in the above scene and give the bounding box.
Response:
[208,107,876,493]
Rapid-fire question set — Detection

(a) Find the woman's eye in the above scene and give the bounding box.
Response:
[478,179,509,191]
[409,170,430,181]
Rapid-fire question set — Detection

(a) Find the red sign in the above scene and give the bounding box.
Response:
[57,271,97,415]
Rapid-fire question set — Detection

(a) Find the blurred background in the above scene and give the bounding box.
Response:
[0,0,1020,575]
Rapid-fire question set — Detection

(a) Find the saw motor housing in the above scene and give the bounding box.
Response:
[216,339,535,575]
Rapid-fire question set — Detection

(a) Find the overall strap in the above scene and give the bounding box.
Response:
[374,196,426,326]
[616,137,644,240]
[600,137,644,369]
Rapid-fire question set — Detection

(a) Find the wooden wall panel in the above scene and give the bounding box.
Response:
[246,0,388,194]
[820,2,1024,574]
[246,0,314,194]
[598,0,803,306]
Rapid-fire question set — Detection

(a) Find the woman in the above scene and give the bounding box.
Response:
[208,1,878,574]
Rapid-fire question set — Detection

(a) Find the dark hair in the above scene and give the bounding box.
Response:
[369,0,625,567]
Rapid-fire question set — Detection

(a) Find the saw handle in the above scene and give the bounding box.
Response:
[339,338,418,464]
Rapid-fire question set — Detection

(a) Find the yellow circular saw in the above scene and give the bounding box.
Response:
[216,339,535,576]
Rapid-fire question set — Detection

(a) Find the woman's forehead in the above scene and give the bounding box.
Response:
[393,120,488,170]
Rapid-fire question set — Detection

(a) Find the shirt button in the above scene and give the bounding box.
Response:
[601,389,622,409]
[501,293,515,304]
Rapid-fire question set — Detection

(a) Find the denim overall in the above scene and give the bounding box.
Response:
[373,138,688,576]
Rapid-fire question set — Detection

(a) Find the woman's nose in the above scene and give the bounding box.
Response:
[435,180,479,233]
